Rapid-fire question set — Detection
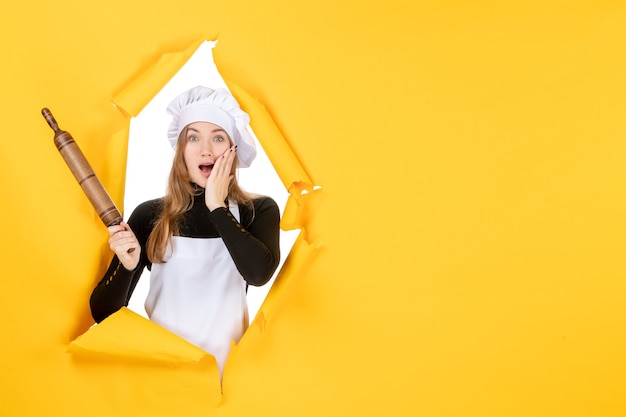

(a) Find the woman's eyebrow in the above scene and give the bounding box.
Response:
[187,127,227,134]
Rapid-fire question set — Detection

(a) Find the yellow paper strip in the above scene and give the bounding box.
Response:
[112,39,207,117]
[68,307,211,365]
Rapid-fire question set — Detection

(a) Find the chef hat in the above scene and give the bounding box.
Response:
[166,86,257,167]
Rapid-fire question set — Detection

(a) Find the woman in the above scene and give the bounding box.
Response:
[90,86,281,373]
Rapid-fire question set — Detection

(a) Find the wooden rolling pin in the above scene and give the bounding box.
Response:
[42,108,134,252]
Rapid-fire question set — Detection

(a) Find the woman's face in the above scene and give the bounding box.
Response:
[183,122,232,187]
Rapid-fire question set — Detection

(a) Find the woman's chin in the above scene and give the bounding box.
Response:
[191,180,207,188]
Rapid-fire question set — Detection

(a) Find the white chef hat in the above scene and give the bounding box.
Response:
[166,86,257,167]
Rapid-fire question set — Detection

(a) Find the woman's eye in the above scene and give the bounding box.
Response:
[214,136,224,143]
[188,135,198,142]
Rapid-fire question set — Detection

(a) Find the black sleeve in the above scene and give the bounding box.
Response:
[89,257,143,323]
[208,196,280,286]
[89,200,159,323]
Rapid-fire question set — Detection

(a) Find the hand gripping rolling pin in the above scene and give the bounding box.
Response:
[42,108,134,252]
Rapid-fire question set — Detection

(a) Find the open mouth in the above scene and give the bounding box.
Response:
[199,163,214,176]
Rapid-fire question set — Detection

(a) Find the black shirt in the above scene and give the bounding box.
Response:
[90,189,280,323]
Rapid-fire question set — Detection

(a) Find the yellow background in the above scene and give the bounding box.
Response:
[1,1,626,416]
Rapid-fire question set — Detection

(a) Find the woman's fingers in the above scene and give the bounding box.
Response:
[110,231,135,248]
[108,222,140,269]
[204,145,237,211]
[109,223,132,246]
[213,145,237,176]
[107,224,126,237]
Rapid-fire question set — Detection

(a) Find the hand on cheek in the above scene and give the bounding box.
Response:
[205,145,237,211]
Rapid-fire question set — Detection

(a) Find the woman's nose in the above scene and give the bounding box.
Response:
[200,141,213,157]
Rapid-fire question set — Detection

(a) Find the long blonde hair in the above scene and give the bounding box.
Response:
[147,125,255,263]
